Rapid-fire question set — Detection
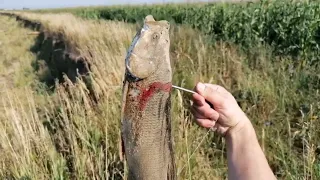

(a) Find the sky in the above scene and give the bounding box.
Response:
[0,0,209,9]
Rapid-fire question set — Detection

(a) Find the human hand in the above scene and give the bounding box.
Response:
[191,82,250,136]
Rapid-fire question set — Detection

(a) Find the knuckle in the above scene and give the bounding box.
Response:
[204,110,215,119]
[200,121,211,128]
[195,119,204,126]
[219,98,229,107]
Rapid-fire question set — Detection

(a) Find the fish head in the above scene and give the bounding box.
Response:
[125,15,170,80]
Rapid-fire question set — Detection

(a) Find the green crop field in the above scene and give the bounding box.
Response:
[39,0,320,65]
[1,0,320,179]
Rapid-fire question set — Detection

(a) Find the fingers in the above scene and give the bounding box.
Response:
[192,93,205,106]
[194,118,216,129]
[191,82,246,134]
[191,93,220,129]
[191,103,220,121]
[195,82,227,108]
[203,83,228,94]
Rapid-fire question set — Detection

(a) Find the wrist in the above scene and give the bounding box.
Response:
[225,114,254,140]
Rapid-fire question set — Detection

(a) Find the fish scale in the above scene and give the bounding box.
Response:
[121,15,176,180]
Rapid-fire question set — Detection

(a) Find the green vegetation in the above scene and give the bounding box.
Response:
[41,0,320,66]
[1,0,320,179]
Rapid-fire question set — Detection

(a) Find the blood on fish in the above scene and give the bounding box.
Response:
[138,82,172,111]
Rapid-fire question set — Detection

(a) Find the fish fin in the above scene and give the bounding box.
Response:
[167,162,176,180]
[120,79,129,161]
[120,79,129,120]
[166,94,177,180]
[119,132,125,161]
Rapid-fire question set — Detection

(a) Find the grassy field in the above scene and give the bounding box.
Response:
[0,4,320,180]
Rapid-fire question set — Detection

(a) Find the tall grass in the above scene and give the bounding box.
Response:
[0,12,319,179]
[0,13,134,179]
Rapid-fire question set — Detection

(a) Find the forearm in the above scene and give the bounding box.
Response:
[226,118,276,180]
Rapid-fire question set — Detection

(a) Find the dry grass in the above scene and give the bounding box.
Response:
[0,15,37,88]
[0,15,58,179]
[0,13,134,179]
[0,12,319,180]
[13,12,135,96]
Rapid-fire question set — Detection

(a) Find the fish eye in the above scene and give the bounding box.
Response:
[153,33,160,40]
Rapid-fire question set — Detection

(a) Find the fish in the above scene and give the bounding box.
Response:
[120,15,176,180]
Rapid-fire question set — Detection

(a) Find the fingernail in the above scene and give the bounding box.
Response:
[197,83,206,92]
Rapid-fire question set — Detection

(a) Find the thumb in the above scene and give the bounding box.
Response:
[195,83,225,108]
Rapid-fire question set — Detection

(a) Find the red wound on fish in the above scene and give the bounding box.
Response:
[138,82,172,111]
